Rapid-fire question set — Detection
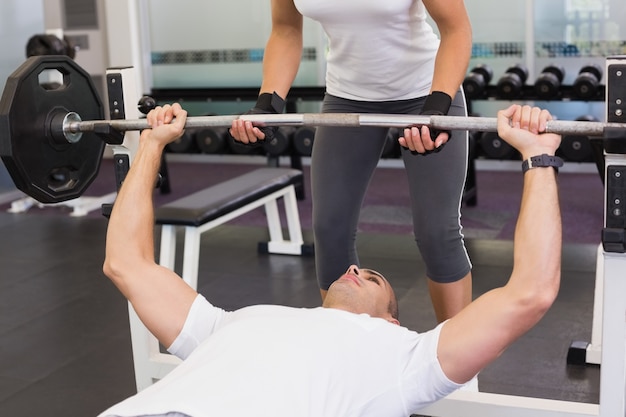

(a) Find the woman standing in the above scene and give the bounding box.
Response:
[230,0,473,323]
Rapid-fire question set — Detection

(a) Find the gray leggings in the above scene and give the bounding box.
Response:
[311,91,472,290]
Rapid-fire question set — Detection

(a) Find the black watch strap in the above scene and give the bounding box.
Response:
[521,154,564,173]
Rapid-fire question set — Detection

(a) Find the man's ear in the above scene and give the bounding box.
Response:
[387,318,400,326]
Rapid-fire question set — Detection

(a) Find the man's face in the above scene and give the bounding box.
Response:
[323,265,399,325]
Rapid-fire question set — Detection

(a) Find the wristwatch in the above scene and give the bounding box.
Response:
[521,154,564,174]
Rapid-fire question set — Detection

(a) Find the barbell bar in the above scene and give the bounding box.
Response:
[62,111,621,145]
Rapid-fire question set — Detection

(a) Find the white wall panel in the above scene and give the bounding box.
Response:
[146,0,325,88]
[0,0,45,85]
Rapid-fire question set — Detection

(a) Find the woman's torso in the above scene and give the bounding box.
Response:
[293,0,440,101]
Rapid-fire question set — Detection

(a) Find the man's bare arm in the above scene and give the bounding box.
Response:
[437,105,563,383]
[103,104,198,348]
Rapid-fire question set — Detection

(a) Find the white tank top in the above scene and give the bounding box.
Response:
[294,0,440,101]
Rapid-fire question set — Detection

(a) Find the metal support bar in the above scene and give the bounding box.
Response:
[63,112,625,143]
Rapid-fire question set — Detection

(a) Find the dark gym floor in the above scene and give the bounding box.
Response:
[0,208,601,417]
[0,153,605,417]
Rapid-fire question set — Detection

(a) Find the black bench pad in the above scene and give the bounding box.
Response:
[154,168,303,227]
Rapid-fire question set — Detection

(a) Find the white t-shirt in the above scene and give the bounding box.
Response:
[294,0,440,101]
[99,295,460,417]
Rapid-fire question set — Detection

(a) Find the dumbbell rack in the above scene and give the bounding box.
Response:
[466,84,606,103]
[465,62,607,167]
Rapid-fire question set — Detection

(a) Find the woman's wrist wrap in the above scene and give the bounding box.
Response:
[420,91,452,141]
[250,92,285,141]
[254,92,286,114]
[234,92,286,148]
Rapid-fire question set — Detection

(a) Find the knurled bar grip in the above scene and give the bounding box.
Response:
[65,112,620,141]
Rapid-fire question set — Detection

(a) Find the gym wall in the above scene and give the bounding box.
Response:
[145,0,326,116]
[40,0,109,105]
[146,0,326,90]
[0,0,45,192]
[0,0,44,85]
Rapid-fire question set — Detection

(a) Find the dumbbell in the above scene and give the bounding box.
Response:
[479,131,517,160]
[463,64,493,99]
[195,127,228,154]
[496,64,528,100]
[227,133,265,155]
[264,127,295,157]
[293,126,316,157]
[25,33,76,59]
[166,131,198,153]
[224,113,267,155]
[534,65,565,100]
[559,115,597,162]
[572,64,603,100]
[137,95,157,114]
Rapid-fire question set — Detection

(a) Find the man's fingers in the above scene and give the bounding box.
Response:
[497,104,519,134]
[538,108,552,132]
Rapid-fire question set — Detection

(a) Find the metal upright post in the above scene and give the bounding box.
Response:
[598,55,626,417]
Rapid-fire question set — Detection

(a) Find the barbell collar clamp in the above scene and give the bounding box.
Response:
[60,112,83,143]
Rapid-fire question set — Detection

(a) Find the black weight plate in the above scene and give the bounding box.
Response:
[264,126,294,156]
[226,134,264,155]
[0,55,104,203]
[166,130,198,153]
[293,126,316,157]
[479,131,516,160]
[496,74,524,100]
[559,115,596,162]
[573,72,600,99]
[560,135,593,162]
[195,127,227,154]
[534,72,561,100]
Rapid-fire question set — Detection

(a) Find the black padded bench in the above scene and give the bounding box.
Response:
[154,167,307,287]
[129,167,308,390]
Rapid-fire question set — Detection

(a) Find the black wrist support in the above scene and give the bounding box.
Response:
[421,91,452,116]
[254,92,286,114]
[232,92,286,148]
[419,91,452,142]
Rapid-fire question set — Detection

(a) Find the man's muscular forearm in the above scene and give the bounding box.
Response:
[104,104,186,297]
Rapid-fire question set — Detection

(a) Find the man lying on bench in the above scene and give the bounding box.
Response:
[100,103,562,417]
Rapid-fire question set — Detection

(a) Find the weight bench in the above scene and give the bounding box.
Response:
[128,166,308,391]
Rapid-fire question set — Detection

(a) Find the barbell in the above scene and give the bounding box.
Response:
[1,55,624,204]
[64,109,615,140]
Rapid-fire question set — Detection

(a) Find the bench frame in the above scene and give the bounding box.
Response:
[158,184,304,289]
